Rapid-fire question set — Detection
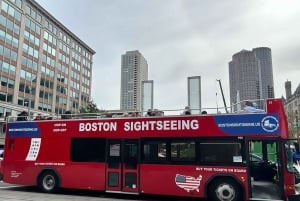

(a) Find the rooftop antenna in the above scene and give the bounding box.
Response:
[216,79,229,113]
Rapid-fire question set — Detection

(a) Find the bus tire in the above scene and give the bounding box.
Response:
[38,170,59,193]
[208,178,242,201]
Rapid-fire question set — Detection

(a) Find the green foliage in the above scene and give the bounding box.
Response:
[78,100,104,118]
[79,100,99,113]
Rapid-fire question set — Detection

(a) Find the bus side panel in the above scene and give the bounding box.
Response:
[140,164,203,197]
[2,136,38,185]
[139,164,249,198]
[59,163,106,190]
[3,161,106,191]
[3,161,40,185]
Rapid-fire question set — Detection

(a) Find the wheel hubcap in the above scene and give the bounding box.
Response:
[215,183,235,201]
[43,175,55,190]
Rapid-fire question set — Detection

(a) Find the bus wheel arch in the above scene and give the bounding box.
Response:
[37,169,60,193]
[206,176,244,201]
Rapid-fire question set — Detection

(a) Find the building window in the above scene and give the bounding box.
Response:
[0,60,16,75]
[41,65,54,77]
[40,78,54,89]
[1,76,14,88]
[1,0,21,21]
[0,92,13,102]
[20,69,36,82]
[38,102,52,112]
[21,56,38,71]
[22,43,39,58]
[25,17,41,35]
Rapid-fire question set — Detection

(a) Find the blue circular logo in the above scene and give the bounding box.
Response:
[261,116,279,132]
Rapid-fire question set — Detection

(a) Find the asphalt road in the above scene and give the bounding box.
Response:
[0,181,201,201]
[1,180,300,201]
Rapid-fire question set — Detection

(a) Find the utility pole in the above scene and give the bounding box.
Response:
[216,79,229,113]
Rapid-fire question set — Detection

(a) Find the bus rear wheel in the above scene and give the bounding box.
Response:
[208,178,242,201]
[38,170,59,193]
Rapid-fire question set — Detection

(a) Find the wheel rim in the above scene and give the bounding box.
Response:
[42,175,55,191]
[215,183,235,201]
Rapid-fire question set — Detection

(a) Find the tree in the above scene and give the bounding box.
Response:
[79,100,104,118]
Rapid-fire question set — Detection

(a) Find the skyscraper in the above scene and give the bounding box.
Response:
[0,0,95,117]
[285,80,292,99]
[229,47,274,109]
[120,50,148,111]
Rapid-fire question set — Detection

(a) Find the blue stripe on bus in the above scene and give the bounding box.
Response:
[8,122,41,137]
[214,114,280,135]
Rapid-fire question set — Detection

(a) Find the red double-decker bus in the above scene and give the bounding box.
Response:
[0,98,299,201]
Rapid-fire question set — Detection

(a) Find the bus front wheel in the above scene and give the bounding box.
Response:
[208,178,242,201]
[38,170,59,193]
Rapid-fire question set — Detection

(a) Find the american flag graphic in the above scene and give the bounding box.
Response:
[175,174,202,192]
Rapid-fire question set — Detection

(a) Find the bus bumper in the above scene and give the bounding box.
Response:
[288,194,300,201]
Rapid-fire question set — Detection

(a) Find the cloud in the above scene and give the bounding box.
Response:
[36,0,300,111]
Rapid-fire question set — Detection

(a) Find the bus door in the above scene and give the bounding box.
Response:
[247,138,284,200]
[105,139,139,194]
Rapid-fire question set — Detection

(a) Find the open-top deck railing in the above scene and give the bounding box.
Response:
[4,99,267,122]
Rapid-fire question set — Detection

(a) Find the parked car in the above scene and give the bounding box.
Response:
[250,153,277,181]
[250,153,300,184]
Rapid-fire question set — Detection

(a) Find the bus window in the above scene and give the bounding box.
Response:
[124,141,138,169]
[170,141,195,162]
[199,140,243,165]
[142,141,166,162]
[108,141,121,168]
[70,138,105,162]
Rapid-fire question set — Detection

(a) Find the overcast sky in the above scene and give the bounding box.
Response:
[36,0,300,112]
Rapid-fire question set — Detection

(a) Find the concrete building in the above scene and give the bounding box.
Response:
[229,47,274,110]
[120,50,148,111]
[187,76,201,114]
[0,0,95,118]
[284,81,300,138]
[141,80,153,115]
